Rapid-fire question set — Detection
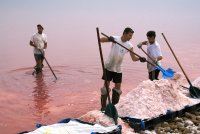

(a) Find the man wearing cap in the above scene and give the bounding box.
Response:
[30,24,47,73]
[99,27,146,111]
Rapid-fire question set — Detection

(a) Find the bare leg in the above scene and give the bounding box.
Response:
[114,83,121,89]
[41,57,44,68]
[104,81,110,87]
[35,59,42,73]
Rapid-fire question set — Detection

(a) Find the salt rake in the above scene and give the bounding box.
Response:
[96,28,118,124]
[139,47,176,79]
[101,33,175,79]
[39,49,58,80]
[162,33,200,98]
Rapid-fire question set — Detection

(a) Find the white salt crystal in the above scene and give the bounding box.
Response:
[79,110,135,134]
[116,72,200,119]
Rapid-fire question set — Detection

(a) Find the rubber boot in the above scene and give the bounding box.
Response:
[112,88,122,105]
[101,95,107,112]
[100,87,111,111]
[35,64,42,74]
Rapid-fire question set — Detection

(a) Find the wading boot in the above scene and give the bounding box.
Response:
[112,88,122,105]
[100,86,111,111]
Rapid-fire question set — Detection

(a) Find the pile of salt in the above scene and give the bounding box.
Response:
[116,72,200,119]
[79,110,135,134]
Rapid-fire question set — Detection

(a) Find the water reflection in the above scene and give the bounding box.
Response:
[32,73,50,121]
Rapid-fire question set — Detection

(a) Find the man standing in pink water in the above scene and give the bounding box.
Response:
[99,27,146,111]
[30,24,47,74]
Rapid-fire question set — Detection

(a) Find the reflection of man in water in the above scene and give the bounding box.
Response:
[33,74,50,120]
[30,24,47,73]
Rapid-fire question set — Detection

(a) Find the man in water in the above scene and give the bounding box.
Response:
[137,31,163,80]
[100,27,146,111]
[30,24,47,73]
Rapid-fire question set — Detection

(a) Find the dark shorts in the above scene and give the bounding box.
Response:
[149,69,160,81]
[34,54,44,61]
[102,69,122,83]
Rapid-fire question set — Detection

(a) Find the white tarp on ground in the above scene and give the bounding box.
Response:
[25,120,118,134]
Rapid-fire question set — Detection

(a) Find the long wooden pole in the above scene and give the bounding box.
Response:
[101,33,157,67]
[39,49,57,80]
[161,33,192,85]
[96,28,111,104]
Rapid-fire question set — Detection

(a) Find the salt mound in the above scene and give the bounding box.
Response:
[79,110,135,134]
[79,110,115,127]
[116,72,200,119]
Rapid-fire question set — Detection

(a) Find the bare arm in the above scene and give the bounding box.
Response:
[44,42,47,49]
[44,35,47,49]
[129,48,140,61]
[29,40,36,47]
[141,41,148,45]
[137,41,148,48]
[155,45,163,62]
[100,37,111,43]
[157,56,163,61]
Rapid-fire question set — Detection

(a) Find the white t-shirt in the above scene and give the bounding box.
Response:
[30,33,47,54]
[105,36,133,73]
[147,41,162,72]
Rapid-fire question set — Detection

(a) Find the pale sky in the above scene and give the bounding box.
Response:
[0,0,200,70]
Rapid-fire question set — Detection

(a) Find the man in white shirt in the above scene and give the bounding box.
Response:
[30,24,47,73]
[100,27,146,111]
[137,31,163,81]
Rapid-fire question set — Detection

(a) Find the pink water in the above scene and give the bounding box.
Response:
[0,1,200,133]
[1,43,200,133]
[0,64,147,133]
